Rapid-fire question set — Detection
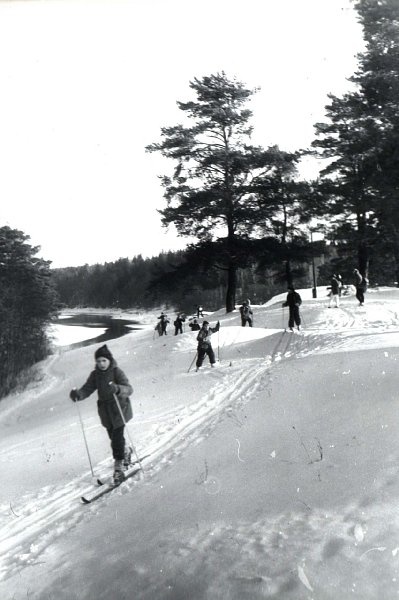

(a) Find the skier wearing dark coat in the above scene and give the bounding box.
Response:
[196,320,220,371]
[189,318,201,331]
[174,314,185,335]
[328,274,340,308]
[239,300,253,327]
[282,286,302,331]
[69,344,133,482]
[157,312,169,335]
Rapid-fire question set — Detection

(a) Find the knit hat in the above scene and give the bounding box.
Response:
[94,344,113,361]
[203,320,209,325]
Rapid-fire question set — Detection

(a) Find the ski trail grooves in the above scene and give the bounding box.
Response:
[0,479,90,580]
[0,359,273,581]
[0,324,350,582]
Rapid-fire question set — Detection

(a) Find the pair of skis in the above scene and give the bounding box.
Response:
[81,455,147,504]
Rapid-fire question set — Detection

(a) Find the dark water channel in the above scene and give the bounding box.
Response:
[53,313,142,350]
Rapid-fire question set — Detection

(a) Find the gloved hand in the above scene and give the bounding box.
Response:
[109,382,120,395]
[70,388,80,402]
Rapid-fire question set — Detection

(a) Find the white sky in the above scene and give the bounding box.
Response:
[0,0,364,268]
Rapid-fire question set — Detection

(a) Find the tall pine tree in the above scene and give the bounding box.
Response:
[147,72,295,311]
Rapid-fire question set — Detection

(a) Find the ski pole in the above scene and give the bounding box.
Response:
[74,392,95,478]
[110,384,143,472]
[187,351,198,373]
[217,328,220,362]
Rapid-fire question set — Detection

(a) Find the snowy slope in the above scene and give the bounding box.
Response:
[2,288,399,599]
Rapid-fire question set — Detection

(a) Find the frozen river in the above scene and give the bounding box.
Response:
[48,312,142,348]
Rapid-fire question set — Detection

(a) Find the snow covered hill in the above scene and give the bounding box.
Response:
[2,287,399,599]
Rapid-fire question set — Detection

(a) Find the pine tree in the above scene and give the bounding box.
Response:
[0,226,59,397]
[311,0,399,282]
[147,72,293,312]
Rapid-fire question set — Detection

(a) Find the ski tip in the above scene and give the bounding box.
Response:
[81,496,91,504]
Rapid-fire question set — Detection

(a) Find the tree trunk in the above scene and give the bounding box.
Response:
[285,260,293,287]
[358,241,369,279]
[225,263,237,313]
[392,239,399,288]
[357,210,369,278]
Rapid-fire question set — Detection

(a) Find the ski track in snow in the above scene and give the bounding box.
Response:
[0,358,272,581]
[2,293,399,582]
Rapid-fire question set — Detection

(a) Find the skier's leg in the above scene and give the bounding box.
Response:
[111,426,125,461]
[294,306,301,328]
[196,348,205,369]
[288,309,295,329]
[207,347,216,365]
[110,425,126,483]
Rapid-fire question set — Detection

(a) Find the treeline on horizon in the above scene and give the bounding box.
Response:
[50,242,397,317]
[50,250,293,315]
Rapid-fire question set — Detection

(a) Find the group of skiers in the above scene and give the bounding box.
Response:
[283,268,369,331]
[70,269,370,484]
[155,307,208,336]
[154,312,186,336]
[153,309,221,371]
[69,316,222,483]
[328,269,368,308]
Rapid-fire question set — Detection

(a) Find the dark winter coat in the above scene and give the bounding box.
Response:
[239,304,253,319]
[174,316,185,327]
[77,359,133,430]
[283,291,302,309]
[196,322,220,350]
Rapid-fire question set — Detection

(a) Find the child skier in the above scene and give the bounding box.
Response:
[282,286,302,331]
[174,313,185,335]
[196,320,220,371]
[189,318,201,331]
[157,312,170,335]
[239,300,253,327]
[328,274,340,308]
[69,344,133,484]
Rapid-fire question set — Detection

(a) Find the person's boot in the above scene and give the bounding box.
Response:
[123,446,133,468]
[113,459,125,485]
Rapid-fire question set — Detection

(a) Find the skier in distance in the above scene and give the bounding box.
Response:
[196,320,220,371]
[239,299,253,327]
[282,286,302,331]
